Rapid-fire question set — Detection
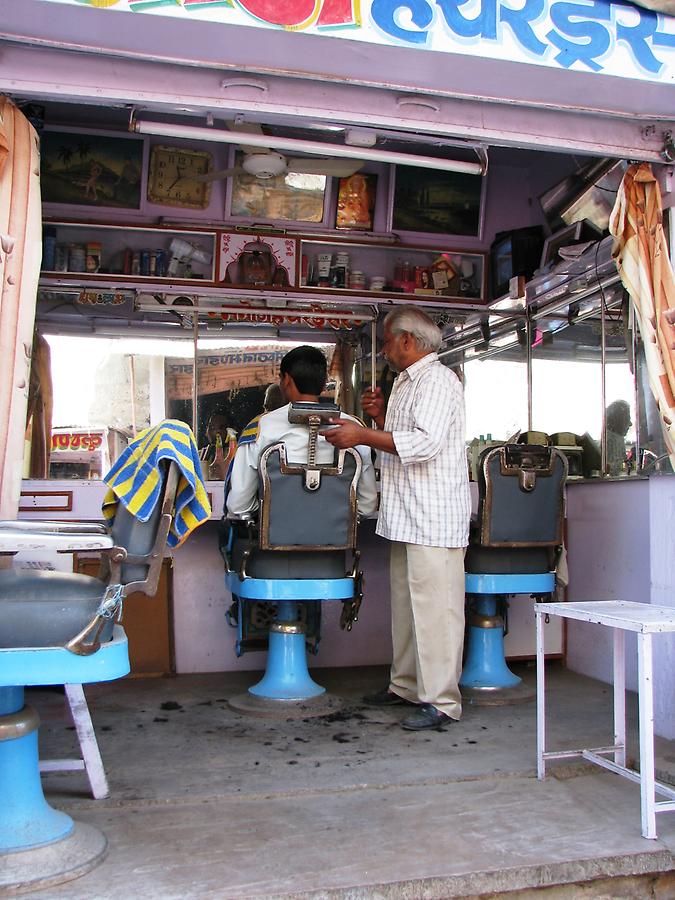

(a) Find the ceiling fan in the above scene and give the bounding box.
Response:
[196,120,364,182]
[200,151,364,182]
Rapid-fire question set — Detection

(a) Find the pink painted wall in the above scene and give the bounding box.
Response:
[565,477,675,740]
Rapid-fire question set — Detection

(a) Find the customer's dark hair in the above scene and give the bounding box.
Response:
[280,345,327,395]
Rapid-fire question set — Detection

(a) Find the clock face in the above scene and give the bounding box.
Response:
[147,146,213,209]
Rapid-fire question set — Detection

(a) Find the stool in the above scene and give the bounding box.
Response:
[38,683,109,799]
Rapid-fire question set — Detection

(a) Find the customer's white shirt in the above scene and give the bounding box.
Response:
[377,353,471,548]
[226,403,378,518]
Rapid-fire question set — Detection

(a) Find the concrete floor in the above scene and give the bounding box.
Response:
[18,663,675,899]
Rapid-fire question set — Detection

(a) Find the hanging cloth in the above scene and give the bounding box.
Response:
[0,98,43,517]
[609,162,675,469]
[102,419,212,548]
[25,332,53,478]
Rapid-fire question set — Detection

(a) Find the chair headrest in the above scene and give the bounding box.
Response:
[288,401,340,426]
[502,444,554,472]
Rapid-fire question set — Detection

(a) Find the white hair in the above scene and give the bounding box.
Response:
[384,306,442,352]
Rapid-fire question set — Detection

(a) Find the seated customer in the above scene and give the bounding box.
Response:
[227,345,377,519]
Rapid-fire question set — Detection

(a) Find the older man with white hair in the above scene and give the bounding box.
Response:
[324,306,470,730]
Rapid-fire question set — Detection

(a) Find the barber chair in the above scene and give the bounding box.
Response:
[0,462,178,894]
[222,402,363,713]
[461,444,567,703]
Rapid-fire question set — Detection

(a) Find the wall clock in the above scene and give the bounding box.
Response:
[147,146,213,209]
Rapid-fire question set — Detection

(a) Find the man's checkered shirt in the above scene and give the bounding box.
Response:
[376,353,471,548]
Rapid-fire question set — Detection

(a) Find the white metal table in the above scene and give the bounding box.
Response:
[535,600,675,839]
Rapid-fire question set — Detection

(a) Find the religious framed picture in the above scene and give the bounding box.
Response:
[228,152,327,224]
[40,130,144,209]
[335,173,377,231]
[390,165,485,238]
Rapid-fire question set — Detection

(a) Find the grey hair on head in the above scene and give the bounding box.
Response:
[383,305,442,352]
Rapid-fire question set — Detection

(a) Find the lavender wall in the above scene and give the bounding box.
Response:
[565,476,675,740]
[649,476,675,737]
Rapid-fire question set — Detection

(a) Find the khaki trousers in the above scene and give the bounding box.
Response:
[388,542,465,720]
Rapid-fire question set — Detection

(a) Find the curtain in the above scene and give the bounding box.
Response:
[610,162,675,469]
[0,98,42,517]
[25,332,53,479]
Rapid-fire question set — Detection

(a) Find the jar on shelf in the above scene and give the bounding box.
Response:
[68,244,86,273]
[369,275,386,292]
[349,270,366,290]
[42,226,56,270]
[54,244,69,272]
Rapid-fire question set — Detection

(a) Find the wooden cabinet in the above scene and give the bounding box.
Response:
[76,556,174,677]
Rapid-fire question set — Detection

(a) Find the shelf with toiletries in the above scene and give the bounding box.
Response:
[40,223,487,305]
[40,221,218,285]
[298,238,487,303]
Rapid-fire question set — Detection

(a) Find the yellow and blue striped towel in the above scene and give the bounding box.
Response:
[102,420,211,548]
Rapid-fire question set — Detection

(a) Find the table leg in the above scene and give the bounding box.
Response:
[613,628,626,768]
[536,608,546,780]
[637,632,656,839]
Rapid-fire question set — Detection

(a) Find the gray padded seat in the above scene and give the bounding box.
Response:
[0,570,113,648]
[232,545,348,579]
[0,459,179,652]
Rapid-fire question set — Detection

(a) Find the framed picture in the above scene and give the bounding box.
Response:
[390,165,485,237]
[335,173,377,231]
[40,130,143,209]
[229,152,327,224]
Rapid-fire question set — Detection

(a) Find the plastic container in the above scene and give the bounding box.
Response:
[68,244,86,273]
[349,270,366,290]
[54,244,69,272]
[42,227,56,270]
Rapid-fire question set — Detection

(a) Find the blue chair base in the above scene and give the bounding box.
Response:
[461,573,555,693]
[0,627,129,853]
[226,574,354,702]
[249,628,325,700]
[0,688,73,850]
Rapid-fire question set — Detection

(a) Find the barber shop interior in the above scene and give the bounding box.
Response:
[1,2,675,896]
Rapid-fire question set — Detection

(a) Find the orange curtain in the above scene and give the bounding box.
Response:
[25,332,53,478]
[610,163,675,468]
[0,98,42,517]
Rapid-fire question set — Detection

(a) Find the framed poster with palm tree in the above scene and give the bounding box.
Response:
[40,130,144,209]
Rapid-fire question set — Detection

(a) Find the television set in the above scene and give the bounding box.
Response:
[490,225,545,300]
